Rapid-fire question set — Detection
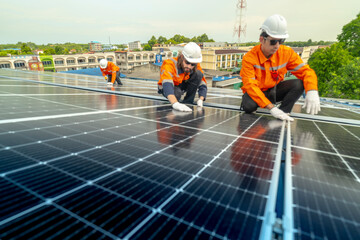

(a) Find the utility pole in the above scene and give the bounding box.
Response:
[233,0,247,43]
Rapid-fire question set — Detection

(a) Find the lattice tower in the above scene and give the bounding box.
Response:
[233,0,247,43]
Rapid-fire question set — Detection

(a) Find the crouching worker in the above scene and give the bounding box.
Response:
[158,42,208,112]
[99,59,123,86]
[240,14,321,121]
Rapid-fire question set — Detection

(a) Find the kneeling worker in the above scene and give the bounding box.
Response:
[158,42,208,112]
[99,59,123,86]
[240,14,321,121]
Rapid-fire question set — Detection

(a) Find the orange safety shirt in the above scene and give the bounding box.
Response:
[158,57,207,87]
[240,44,318,108]
[100,61,120,84]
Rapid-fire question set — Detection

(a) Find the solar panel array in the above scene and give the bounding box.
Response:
[0,69,359,240]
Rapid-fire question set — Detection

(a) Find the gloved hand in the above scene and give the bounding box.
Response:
[267,120,284,129]
[104,76,108,81]
[270,107,294,121]
[171,109,192,117]
[197,99,203,107]
[107,82,113,86]
[172,102,192,112]
[303,90,321,115]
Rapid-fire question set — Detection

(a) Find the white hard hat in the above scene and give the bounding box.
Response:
[100,59,108,69]
[182,42,202,63]
[260,14,289,39]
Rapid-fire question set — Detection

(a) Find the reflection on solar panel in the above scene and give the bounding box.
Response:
[0,69,359,239]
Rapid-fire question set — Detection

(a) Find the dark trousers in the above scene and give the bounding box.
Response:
[241,79,304,113]
[107,71,122,85]
[174,70,203,104]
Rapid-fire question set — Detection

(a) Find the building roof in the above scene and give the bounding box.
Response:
[214,49,248,54]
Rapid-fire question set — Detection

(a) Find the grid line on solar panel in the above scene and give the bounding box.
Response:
[341,126,360,142]
[313,122,360,181]
[0,98,169,126]
[315,122,360,157]
[293,188,360,223]
[343,125,360,138]
[292,150,360,188]
[0,113,156,148]
[131,214,225,239]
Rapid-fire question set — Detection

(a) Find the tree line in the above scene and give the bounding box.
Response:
[0,33,332,56]
[0,42,120,56]
[0,34,216,56]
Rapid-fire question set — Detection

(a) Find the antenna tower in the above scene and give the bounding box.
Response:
[233,0,247,43]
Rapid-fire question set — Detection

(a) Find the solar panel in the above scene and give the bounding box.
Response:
[286,119,360,240]
[0,69,359,239]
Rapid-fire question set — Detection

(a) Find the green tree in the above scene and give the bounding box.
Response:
[157,36,167,44]
[54,46,64,54]
[143,44,152,51]
[337,12,360,57]
[197,33,211,42]
[26,42,37,50]
[9,50,20,55]
[328,57,360,99]
[148,36,157,49]
[43,48,56,55]
[308,42,353,96]
[20,43,32,54]
[190,36,198,42]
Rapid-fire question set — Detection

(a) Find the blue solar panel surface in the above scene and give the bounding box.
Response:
[0,69,359,240]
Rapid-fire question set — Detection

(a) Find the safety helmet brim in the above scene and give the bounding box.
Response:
[183,54,202,63]
[266,32,289,39]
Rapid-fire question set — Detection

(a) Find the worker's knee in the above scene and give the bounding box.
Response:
[241,93,258,113]
[293,79,304,91]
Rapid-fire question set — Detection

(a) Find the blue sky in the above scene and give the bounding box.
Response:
[1,0,359,45]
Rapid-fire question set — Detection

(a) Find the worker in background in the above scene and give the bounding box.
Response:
[158,42,208,112]
[99,59,123,86]
[240,14,321,121]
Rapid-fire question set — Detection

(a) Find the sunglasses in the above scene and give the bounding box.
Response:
[264,37,286,45]
[184,59,196,67]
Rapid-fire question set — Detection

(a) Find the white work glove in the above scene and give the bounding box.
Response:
[270,107,294,121]
[171,109,192,117]
[303,90,321,115]
[107,82,113,86]
[267,120,284,129]
[172,102,192,112]
[197,99,203,107]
